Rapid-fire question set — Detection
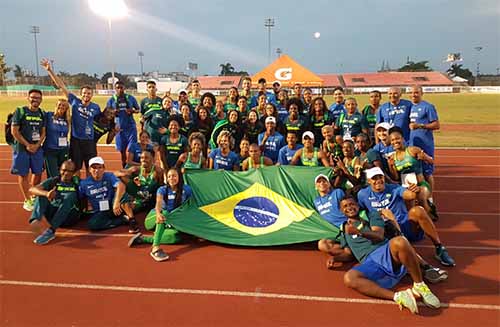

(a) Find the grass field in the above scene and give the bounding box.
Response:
[1,93,499,147]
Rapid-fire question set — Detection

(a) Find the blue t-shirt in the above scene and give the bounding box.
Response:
[409,100,438,155]
[250,91,277,108]
[209,148,240,170]
[68,93,101,140]
[277,144,303,165]
[376,99,412,141]
[328,102,346,122]
[258,131,285,163]
[78,172,119,212]
[370,142,395,172]
[106,93,140,130]
[157,184,192,212]
[314,188,346,227]
[127,142,154,163]
[43,111,69,150]
[357,184,408,224]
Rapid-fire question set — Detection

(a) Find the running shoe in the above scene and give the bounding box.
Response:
[412,283,441,309]
[34,228,55,245]
[128,233,144,247]
[428,200,439,221]
[423,266,448,284]
[23,198,34,211]
[128,217,140,234]
[150,248,169,262]
[435,246,456,267]
[394,289,418,314]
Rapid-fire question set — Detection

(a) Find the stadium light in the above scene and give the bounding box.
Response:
[88,0,128,89]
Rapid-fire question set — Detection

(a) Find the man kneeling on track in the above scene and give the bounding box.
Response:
[335,196,440,314]
[29,160,81,244]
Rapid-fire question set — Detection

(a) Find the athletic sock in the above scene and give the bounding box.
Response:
[413,281,426,288]
[153,223,166,247]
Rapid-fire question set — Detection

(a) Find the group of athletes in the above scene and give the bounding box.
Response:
[9,58,454,314]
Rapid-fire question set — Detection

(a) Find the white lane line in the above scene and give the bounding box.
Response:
[1,230,499,251]
[0,279,498,311]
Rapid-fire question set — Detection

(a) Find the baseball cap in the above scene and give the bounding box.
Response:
[314,174,330,184]
[302,131,315,140]
[375,122,393,131]
[89,156,105,166]
[178,89,187,95]
[265,116,276,124]
[365,167,385,179]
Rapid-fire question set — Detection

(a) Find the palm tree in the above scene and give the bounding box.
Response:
[219,63,235,76]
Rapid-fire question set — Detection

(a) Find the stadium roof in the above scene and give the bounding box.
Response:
[317,74,342,87]
[195,76,242,90]
[342,72,453,87]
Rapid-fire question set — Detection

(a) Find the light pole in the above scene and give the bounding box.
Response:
[276,48,282,58]
[474,46,483,77]
[138,51,144,78]
[88,0,128,89]
[30,25,40,78]
[264,18,275,63]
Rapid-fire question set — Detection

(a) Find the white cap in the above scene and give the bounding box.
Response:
[314,174,329,184]
[89,156,105,166]
[365,167,385,179]
[302,131,315,140]
[265,116,276,124]
[376,122,393,131]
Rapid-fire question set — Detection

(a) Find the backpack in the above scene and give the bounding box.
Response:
[5,107,25,145]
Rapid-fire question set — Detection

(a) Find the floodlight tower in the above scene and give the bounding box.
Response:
[138,51,144,78]
[265,18,275,63]
[88,0,128,89]
[474,46,483,77]
[30,26,40,77]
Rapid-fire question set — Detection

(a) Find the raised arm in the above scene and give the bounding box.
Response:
[40,59,69,97]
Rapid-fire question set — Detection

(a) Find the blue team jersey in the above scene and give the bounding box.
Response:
[314,188,346,227]
[209,148,240,170]
[409,100,438,155]
[78,172,119,212]
[328,102,346,121]
[250,91,277,108]
[258,131,285,163]
[357,184,408,224]
[157,184,192,212]
[107,93,140,130]
[127,142,154,163]
[277,144,303,165]
[376,99,412,141]
[370,142,395,171]
[68,93,101,140]
[43,111,69,150]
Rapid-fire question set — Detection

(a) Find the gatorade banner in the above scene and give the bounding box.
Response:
[167,166,339,246]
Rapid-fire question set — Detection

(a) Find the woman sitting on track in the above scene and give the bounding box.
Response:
[208,130,240,171]
[176,132,207,173]
[128,168,192,262]
[387,126,438,220]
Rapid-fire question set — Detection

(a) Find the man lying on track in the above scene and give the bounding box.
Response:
[335,195,441,314]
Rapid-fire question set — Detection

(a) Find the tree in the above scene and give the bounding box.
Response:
[0,54,11,85]
[398,61,433,72]
[101,72,133,88]
[13,64,24,83]
[447,64,473,80]
[218,62,249,76]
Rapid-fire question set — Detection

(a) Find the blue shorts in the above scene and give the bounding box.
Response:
[422,161,434,176]
[353,242,407,289]
[11,148,44,176]
[400,217,425,243]
[115,128,137,152]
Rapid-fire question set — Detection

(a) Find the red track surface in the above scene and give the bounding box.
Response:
[1,146,499,326]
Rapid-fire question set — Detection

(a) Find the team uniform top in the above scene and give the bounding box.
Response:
[79,172,119,213]
[11,106,46,152]
[107,94,140,131]
[335,111,368,140]
[40,176,80,207]
[183,153,204,170]
[159,134,188,168]
[92,114,115,143]
[258,131,286,163]
[328,102,346,122]
[208,148,240,170]
[357,183,408,225]
[43,111,68,151]
[250,91,277,108]
[143,107,170,144]
[127,142,155,163]
[277,144,303,165]
[140,96,163,115]
[309,112,333,147]
[394,148,423,175]
[376,99,412,140]
[367,143,395,172]
[157,184,193,212]
[283,116,308,140]
[125,166,160,206]
[314,188,346,227]
[409,100,438,156]
[337,210,387,263]
[68,93,101,140]
[362,105,378,137]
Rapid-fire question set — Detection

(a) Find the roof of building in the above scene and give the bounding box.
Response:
[317,74,342,87]
[342,72,453,87]
[194,76,242,90]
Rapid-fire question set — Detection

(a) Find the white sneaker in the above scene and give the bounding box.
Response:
[23,199,34,211]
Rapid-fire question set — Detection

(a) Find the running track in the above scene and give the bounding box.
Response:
[0,146,499,326]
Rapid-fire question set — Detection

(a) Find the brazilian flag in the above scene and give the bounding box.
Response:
[167,166,340,246]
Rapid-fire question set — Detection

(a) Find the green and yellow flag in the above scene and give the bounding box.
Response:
[167,166,340,246]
